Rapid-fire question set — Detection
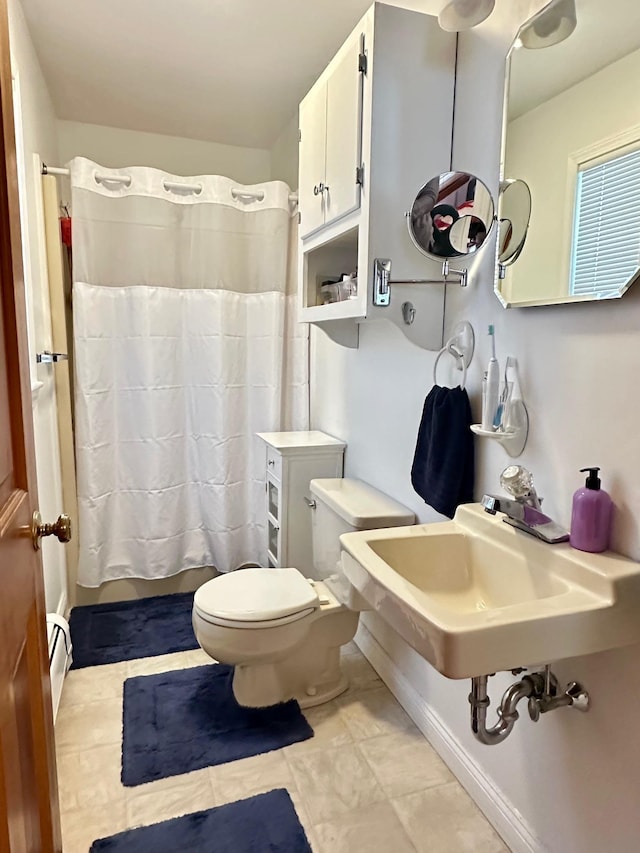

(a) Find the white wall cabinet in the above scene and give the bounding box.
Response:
[299,31,364,239]
[297,3,458,351]
[256,431,345,576]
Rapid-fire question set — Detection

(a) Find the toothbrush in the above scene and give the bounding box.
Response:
[482,325,500,430]
[494,356,514,429]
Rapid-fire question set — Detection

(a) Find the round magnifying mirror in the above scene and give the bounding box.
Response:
[498,179,532,267]
[408,172,495,260]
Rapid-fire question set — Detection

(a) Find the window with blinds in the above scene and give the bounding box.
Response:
[570,144,640,298]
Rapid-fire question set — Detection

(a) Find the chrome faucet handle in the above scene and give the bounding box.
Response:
[500,465,541,509]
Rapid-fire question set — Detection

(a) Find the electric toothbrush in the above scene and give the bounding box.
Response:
[482,325,499,430]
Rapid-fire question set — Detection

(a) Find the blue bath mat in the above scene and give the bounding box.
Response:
[90,788,312,852]
[69,592,199,668]
[122,664,314,786]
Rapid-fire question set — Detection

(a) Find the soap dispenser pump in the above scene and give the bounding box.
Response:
[570,467,613,553]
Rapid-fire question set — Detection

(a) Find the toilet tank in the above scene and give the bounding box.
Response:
[308,479,415,582]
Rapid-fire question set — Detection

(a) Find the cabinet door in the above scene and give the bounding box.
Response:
[299,81,327,238]
[324,32,364,228]
[267,515,281,566]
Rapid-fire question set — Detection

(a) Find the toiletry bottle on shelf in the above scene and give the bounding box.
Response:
[482,325,499,430]
[570,467,613,553]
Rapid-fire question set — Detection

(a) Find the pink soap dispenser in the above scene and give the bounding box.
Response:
[570,467,613,553]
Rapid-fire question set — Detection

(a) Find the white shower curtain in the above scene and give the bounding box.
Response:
[70,157,308,587]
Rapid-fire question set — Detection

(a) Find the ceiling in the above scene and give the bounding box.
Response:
[21,0,440,150]
[509,0,640,119]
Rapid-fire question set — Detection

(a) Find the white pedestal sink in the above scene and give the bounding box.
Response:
[339,503,640,679]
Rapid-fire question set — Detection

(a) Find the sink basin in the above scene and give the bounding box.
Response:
[339,504,640,678]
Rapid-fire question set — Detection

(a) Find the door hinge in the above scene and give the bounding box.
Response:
[36,351,68,364]
[356,165,365,187]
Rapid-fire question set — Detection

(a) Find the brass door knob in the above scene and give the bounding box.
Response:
[31,511,72,551]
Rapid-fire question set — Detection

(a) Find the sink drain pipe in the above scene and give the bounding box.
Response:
[469,668,590,745]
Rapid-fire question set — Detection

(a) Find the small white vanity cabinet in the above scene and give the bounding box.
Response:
[256,431,346,575]
[298,2,457,349]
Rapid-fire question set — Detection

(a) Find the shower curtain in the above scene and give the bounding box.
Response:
[70,157,308,587]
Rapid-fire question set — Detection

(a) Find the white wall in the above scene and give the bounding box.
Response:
[57,120,272,184]
[505,46,640,303]
[270,113,299,189]
[9,0,68,616]
[312,2,640,851]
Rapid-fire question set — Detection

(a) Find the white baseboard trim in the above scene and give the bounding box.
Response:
[355,623,544,853]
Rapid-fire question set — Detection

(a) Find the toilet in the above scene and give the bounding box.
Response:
[192,478,415,708]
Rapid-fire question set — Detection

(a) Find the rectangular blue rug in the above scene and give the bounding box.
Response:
[90,788,312,852]
[69,592,199,668]
[122,664,314,786]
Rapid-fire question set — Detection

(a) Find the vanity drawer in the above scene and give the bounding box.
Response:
[266,447,282,479]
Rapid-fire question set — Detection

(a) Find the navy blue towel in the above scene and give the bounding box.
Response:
[411,385,475,519]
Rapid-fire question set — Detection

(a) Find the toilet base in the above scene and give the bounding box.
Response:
[297,671,349,710]
[231,607,358,709]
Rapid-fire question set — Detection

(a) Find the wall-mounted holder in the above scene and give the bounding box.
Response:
[401,302,416,325]
[373,257,468,307]
[471,398,529,457]
[433,321,475,388]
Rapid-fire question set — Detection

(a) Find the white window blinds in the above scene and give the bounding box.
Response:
[570,145,640,298]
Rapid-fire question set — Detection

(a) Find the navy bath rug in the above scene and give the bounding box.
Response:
[121,664,314,786]
[89,788,313,852]
[69,592,199,668]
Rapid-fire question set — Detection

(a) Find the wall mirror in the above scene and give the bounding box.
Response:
[408,171,495,261]
[496,0,640,308]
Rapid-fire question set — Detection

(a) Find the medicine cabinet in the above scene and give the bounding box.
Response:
[297,2,457,349]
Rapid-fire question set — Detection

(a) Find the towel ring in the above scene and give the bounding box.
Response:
[433,343,467,389]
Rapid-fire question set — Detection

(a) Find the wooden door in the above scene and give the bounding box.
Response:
[324,31,364,229]
[0,0,62,848]
[298,79,327,238]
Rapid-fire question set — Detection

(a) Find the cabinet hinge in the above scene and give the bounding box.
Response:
[358,32,367,75]
[356,165,365,187]
[298,128,302,143]
[298,211,301,225]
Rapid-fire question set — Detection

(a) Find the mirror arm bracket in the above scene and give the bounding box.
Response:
[373,258,467,307]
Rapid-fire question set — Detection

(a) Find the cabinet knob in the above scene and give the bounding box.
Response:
[313,183,330,196]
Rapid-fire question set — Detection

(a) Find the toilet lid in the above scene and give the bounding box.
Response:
[193,568,319,623]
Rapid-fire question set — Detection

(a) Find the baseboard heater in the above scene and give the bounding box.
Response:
[47,613,73,721]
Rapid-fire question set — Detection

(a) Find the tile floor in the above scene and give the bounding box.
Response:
[55,642,510,853]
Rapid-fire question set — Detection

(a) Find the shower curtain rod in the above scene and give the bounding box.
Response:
[41,164,299,204]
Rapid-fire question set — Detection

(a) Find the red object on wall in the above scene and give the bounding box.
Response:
[60,216,72,247]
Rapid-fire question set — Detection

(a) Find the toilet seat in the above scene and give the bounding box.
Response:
[193,568,319,629]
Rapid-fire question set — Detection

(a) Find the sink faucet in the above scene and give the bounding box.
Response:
[482,466,569,544]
